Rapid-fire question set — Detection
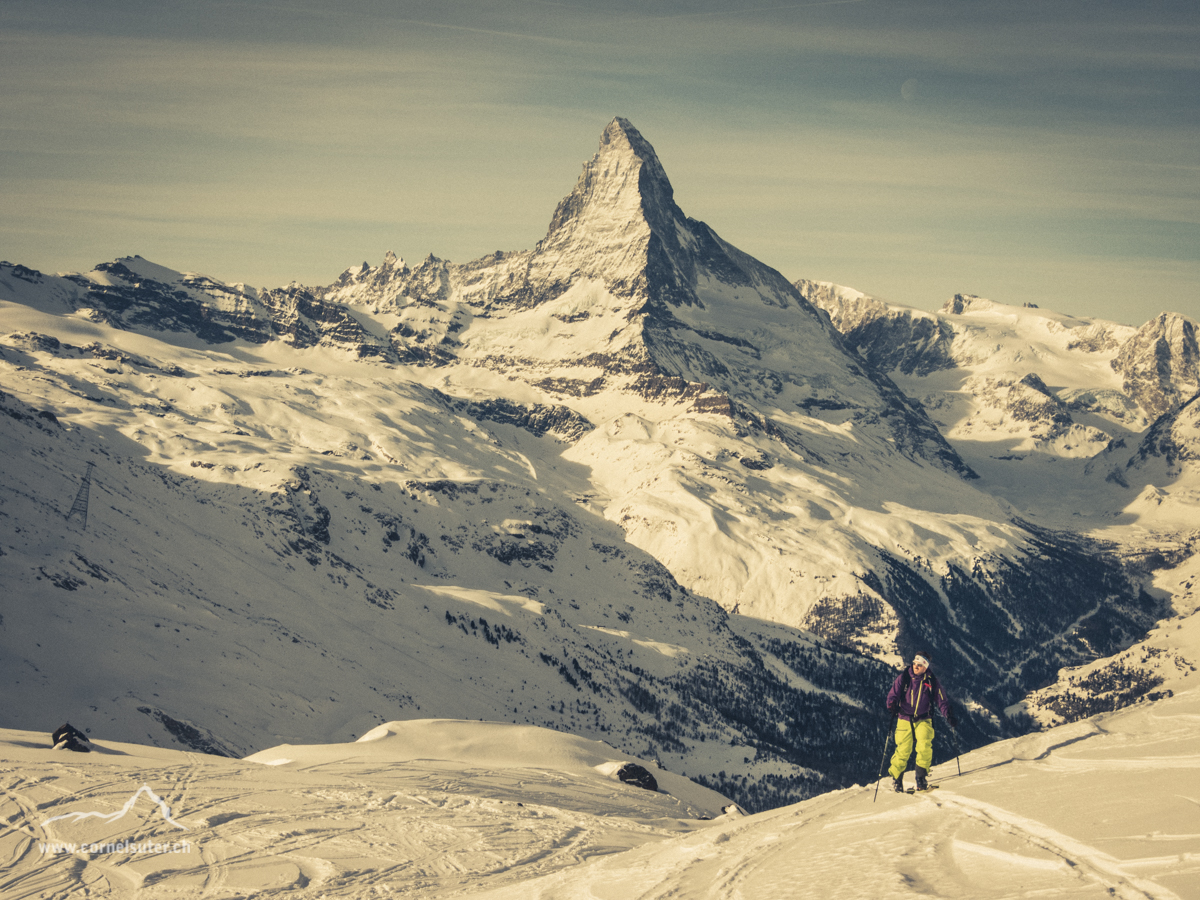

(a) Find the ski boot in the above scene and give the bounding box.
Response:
[892,773,905,793]
[914,766,929,792]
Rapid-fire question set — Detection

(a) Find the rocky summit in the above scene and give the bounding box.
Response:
[2,119,1198,812]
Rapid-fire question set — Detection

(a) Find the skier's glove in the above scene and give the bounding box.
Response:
[947,712,958,728]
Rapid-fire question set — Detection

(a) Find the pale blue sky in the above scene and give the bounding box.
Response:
[2,0,1197,324]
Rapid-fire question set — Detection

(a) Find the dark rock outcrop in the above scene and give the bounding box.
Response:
[1112,313,1199,420]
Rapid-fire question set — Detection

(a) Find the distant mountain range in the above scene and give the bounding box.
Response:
[2,118,1197,811]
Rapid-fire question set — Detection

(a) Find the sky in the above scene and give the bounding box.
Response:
[1,0,1198,325]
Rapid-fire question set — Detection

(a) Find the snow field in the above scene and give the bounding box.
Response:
[5,688,1196,898]
[473,689,1200,900]
[0,721,724,899]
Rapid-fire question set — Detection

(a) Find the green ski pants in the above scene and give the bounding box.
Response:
[889,717,934,778]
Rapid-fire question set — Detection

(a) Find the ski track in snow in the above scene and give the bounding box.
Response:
[0,725,721,899]
[3,690,1199,899]
[920,791,1183,900]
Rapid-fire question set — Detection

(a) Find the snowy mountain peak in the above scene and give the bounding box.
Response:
[542,117,680,259]
[603,116,657,158]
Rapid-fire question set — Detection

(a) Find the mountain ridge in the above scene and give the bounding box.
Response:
[3,119,1196,813]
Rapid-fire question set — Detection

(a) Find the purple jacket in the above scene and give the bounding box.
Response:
[887,667,951,722]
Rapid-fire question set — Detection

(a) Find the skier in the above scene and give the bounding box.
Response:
[885,650,956,792]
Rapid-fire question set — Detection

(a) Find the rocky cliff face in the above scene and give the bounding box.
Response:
[1123,392,1200,476]
[802,281,957,377]
[1112,313,1200,420]
[67,259,275,345]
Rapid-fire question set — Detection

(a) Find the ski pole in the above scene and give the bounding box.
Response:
[873,713,897,803]
[951,725,962,777]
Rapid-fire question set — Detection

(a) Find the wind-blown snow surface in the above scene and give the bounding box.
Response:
[3,693,1198,899]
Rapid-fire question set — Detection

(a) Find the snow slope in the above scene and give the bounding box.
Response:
[0,289,893,810]
[482,689,1200,900]
[3,690,1197,899]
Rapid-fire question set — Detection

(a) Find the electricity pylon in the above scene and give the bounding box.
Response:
[66,462,95,530]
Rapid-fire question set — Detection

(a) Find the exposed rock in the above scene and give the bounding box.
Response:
[138,707,236,756]
[1112,312,1200,420]
[942,293,994,315]
[800,282,956,376]
[1125,392,1200,473]
[440,393,595,443]
[64,259,272,345]
[616,762,659,792]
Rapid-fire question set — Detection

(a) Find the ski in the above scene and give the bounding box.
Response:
[906,785,940,794]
